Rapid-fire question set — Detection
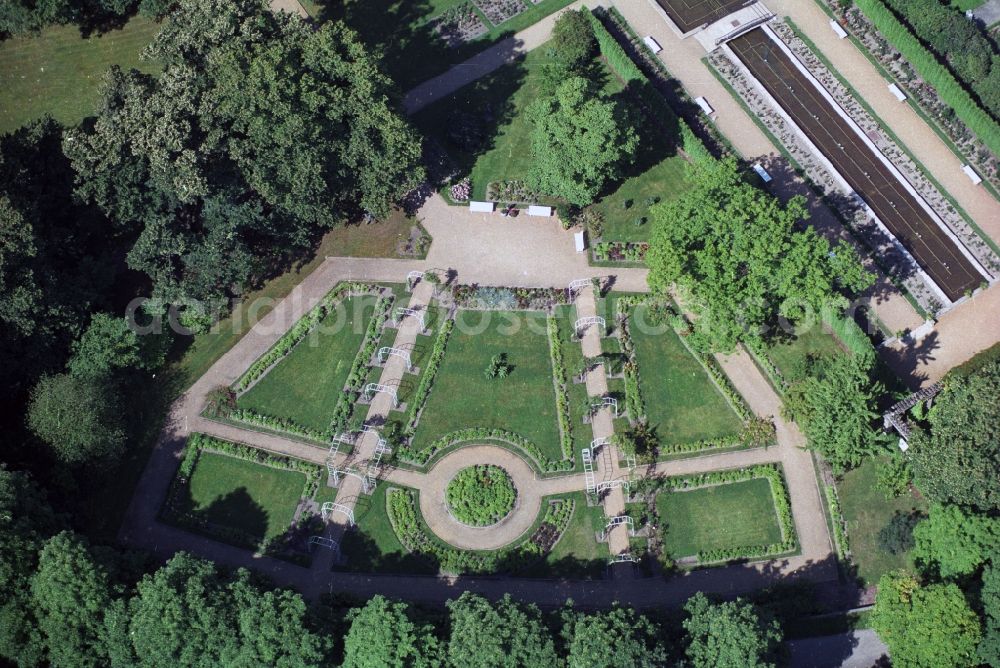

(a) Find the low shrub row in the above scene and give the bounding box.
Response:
[405,319,454,433]
[547,315,575,460]
[398,427,573,473]
[227,408,330,444]
[820,302,876,363]
[387,487,574,574]
[330,293,395,433]
[825,483,851,561]
[643,463,798,564]
[233,283,383,392]
[853,0,1000,157]
[615,314,645,422]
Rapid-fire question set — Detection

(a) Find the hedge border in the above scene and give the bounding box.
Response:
[398,427,574,473]
[385,486,575,575]
[547,314,575,461]
[639,463,799,566]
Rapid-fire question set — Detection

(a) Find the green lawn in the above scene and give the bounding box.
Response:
[949,0,983,10]
[767,325,846,381]
[305,0,576,90]
[410,310,563,462]
[178,452,306,542]
[336,484,438,574]
[0,16,161,133]
[839,457,928,586]
[657,478,782,558]
[529,492,608,578]
[630,305,743,446]
[237,295,376,432]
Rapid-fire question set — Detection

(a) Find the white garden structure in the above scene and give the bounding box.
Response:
[394,307,426,330]
[321,502,356,526]
[309,536,339,552]
[329,467,375,495]
[610,553,639,564]
[406,271,425,290]
[590,437,610,452]
[378,346,413,372]
[574,316,605,337]
[567,278,593,298]
[601,516,635,541]
[325,433,353,477]
[363,383,399,408]
[596,479,630,495]
[591,396,618,418]
[582,447,596,494]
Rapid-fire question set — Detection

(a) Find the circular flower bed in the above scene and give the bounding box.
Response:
[446,465,517,526]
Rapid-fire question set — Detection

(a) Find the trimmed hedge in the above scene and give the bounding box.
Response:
[641,463,798,565]
[820,302,876,363]
[399,427,574,473]
[233,283,384,392]
[854,0,1000,157]
[404,318,454,433]
[387,487,574,574]
[546,315,575,460]
[825,483,851,560]
[226,408,329,444]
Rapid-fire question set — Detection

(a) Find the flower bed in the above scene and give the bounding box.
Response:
[446,465,517,526]
[387,487,574,574]
[637,463,798,566]
[448,285,569,310]
[593,241,648,263]
[485,179,542,204]
[472,0,527,26]
[404,318,454,433]
[432,2,488,47]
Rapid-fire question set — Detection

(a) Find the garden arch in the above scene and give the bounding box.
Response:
[363,383,399,408]
[406,271,425,291]
[601,516,635,541]
[321,502,356,526]
[309,535,339,552]
[394,307,426,330]
[378,346,413,371]
[592,396,618,418]
[567,278,593,297]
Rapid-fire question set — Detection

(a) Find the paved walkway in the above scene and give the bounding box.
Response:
[766,0,1000,248]
[787,629,888,668]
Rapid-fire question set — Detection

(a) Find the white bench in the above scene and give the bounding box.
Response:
[469,200,495,213]
[694,96,714,116]
[888,83,907,102]
[574,230,586,253]
[830,19,848,39]
[752,163,773,183]
[527,205,552,217]
[962,164,983,185]
[643,36,662,54]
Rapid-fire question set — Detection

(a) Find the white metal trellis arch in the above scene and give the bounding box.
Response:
[609,553,639,564]
[406,271,425,290]
[590,437,610,453]
[591,396,618,418]
[378,346,413,371]
[596,479,630,494]
[329,467,375,494]
[326,433,353,477]
[582,448,596,494]
[568,278,592,297]
[574,316,605,336]
[309,536,339,552]
[395,307,426,330]
[321,502,356,526]
[363,383,399,407]
[601,516,635,541]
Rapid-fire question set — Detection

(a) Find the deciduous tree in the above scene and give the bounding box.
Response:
[912,504,1000,578]
[682,592,781,668]
[566,606,667,667]
[342,595,439,668]
[27,373,126,464]
[446,593,558,668]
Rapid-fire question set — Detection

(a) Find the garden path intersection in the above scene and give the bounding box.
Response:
[119,0,1000,609]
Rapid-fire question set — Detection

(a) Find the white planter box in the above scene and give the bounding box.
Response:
[574,231,586,253]
[694,96,714,116]
[527,205,552,217]
[962,164,983,185]
[888,83,907,102]
[830,19,848,39]
[469,200,495,213]
[643,36,663,54]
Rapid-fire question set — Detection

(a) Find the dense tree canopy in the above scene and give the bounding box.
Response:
[341,595,439,668]
[565,606,667,667]
[549,9,596,73]
[446,593,557,667]
[68,313,166,379]
[0,0,133,36]
[682,593,782,668]
[27,373,126,464]
[871,570,982,668]
[65,0,424,314]
[526,76,638,206]
[909,360,1000,512]
[784,353,884,472]
[646,157,871,351]
[980,561,1000,667]
[912,504,1000,579]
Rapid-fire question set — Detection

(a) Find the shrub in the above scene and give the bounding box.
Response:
[876,455,913,499]
[405,319,454,433]
[877,510,922,555]
[446,465,517,526]
[547,315,575,460]
[450,178,472,202]
[550,9,596,72]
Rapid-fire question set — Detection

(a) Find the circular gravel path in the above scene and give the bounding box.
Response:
[418,445,542,551]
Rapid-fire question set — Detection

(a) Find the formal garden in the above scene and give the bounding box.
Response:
[629,464,799,569]
[160,434,326,566]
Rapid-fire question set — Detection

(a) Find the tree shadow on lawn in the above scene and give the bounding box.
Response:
[309,0,529,90]
[170,482,272,547]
